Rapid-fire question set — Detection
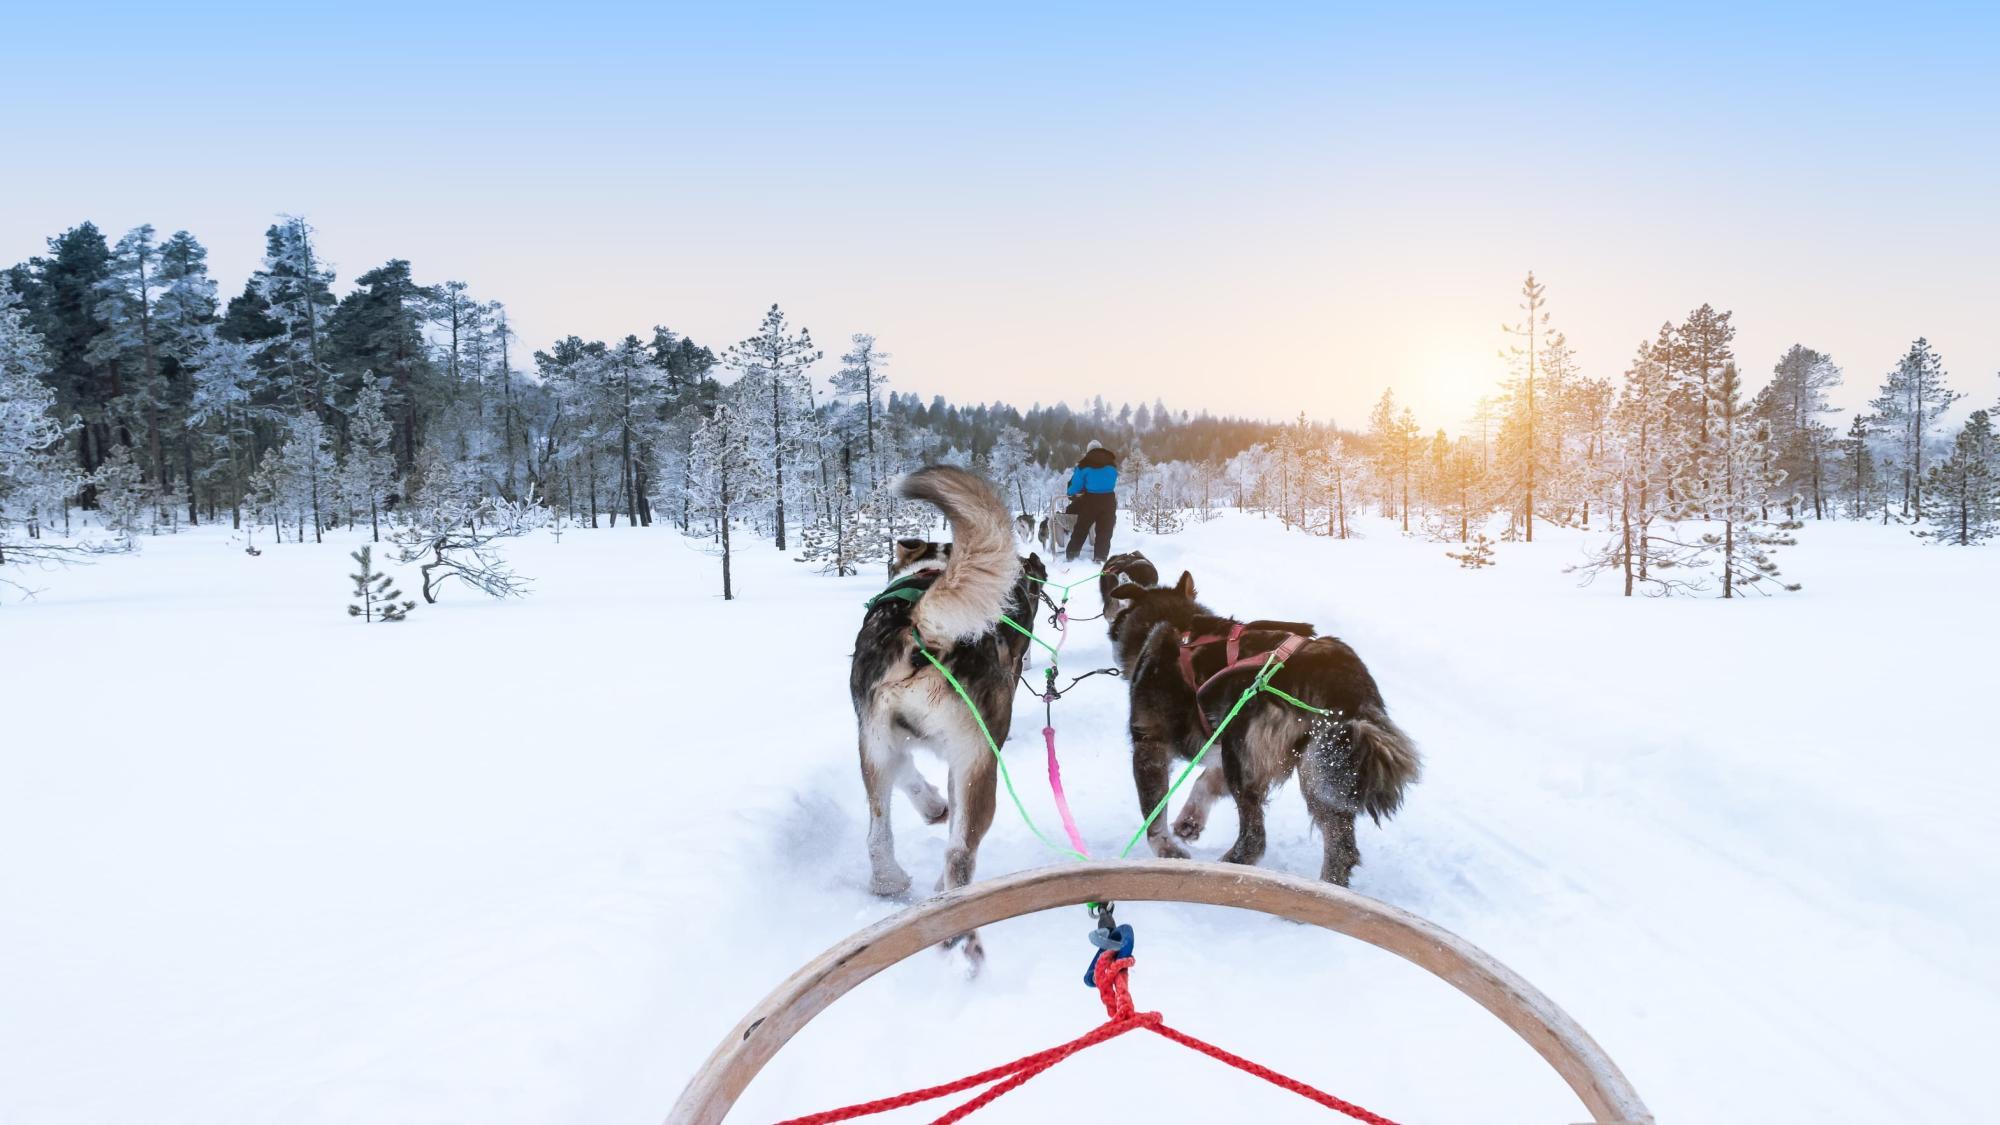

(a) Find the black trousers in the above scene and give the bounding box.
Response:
[1065,492,1116,562]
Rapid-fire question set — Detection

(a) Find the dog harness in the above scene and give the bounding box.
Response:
[1177,621,1314,738]
[864,568,945,611]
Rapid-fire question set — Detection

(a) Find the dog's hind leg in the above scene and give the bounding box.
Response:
[1215,764,1270,867]
[897,759,948,825]
[1171,763,1229,842]
[937,746,996,895]
[1299,735,1360,885]
[858,715,913,897]
[937,742,998,970]
[1130,721,1192,859]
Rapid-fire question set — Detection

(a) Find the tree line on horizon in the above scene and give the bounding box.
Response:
[2,219,1995,601]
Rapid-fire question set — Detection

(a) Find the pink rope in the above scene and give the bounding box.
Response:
[1039,606,1091,856]
[1043,724,1091,856]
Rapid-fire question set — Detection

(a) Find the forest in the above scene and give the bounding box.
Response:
[3,218,1994,601]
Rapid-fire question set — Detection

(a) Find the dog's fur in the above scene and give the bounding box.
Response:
[850,466,1041,967]
[1096,550,1160,632]
[1107,571,1421,885]
[1036,511,1078,555]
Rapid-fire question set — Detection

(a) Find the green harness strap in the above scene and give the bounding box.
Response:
[911,625,1089,862]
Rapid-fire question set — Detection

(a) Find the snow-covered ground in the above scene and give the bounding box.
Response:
[2,512,1992,1124]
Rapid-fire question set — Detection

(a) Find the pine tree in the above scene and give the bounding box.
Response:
[1691,363,1799,597]
[346,544,413,621]
[1752,345,1841,520]
[1572,336,1705,596]
[87,225,168,500]
[1446,533,1496,569]
[341,376,398,540]
[276,412,335,544]
[684,388,767,599]
[87,443,149,540]
[1366,389,1405,521]
[724,304,820,552]
[1497,272,1550,541]
[251,217,338,415]
[153,231,218,524]
[1838,413,1874,519]
[325,259,435,471]
[1869,338,1961,518]
[832,333,891,493]
[1917,410,1997,545]
[1,279,72,566]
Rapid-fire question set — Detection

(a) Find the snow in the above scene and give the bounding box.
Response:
[2,513,1992,1123]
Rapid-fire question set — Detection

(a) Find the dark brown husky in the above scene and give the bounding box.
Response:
[1106,571,1421,884]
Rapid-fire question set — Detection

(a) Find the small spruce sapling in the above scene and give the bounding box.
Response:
[347,545,413,622]
[1446,533,1497,569]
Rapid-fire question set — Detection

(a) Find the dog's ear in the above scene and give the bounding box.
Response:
[1173,570,1197,598]
[1108,582,1147,602]
[894,538,929,569]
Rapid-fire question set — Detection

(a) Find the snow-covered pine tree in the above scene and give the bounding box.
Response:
[86,443,149,541]
[1123,445,1185,534]
[185,336,259,528]
[153,230,219,525]
[1869,338,1961,519]
[1496,272,1552,541]
[1310,435,1362,539]
[87,226,171,505]
[341,375,398,540]
[1836,413,1874,519]
[684,387,767,599]
[1,278,79,575]
[1366,389,1402,521]
[346,544,413,621]
[1917,410,1997,545]
[1690,363,1800,597]
[275,412,335,544]
[251,216,337,414]
[1570,337,1708,596]
[983,425,1033,517]
[1752,345,1842,520]
[723,304,820,552]
[1446,533,1496,569]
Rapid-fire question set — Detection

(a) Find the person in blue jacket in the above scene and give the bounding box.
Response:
[1064,440,1119,563]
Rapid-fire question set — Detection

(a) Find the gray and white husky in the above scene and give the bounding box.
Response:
[849,466,1044,968]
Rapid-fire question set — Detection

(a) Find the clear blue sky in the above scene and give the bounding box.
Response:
[3,1,1995,425]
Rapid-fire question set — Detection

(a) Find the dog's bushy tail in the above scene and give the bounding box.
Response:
[1348,705,1421,824]
[897,466,1021,643]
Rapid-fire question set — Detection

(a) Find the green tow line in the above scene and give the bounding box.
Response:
[882,572,1338,903]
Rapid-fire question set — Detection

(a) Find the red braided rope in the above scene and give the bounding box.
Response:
[772,953,1401,1125]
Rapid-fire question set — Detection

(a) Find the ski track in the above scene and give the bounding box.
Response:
[1,513,1991,1123]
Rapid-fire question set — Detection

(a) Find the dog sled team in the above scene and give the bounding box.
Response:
[851,464,1420,965]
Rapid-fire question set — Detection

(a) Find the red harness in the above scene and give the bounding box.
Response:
[1176,623,1309,737]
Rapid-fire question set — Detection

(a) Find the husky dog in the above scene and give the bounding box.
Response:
[850,466,1041,965]
[1036,511,1078,556]
[1096,550,1160,632]
[1105,570,1421,885]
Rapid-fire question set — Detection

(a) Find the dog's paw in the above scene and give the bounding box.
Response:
[943,931,986,977]
[870,868,913,897]
[1172,807,1207,841]
[1148,834,1192,861]
[917,796,948,825]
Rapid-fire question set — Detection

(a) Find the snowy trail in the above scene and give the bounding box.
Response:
[2,516,1991,1123]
